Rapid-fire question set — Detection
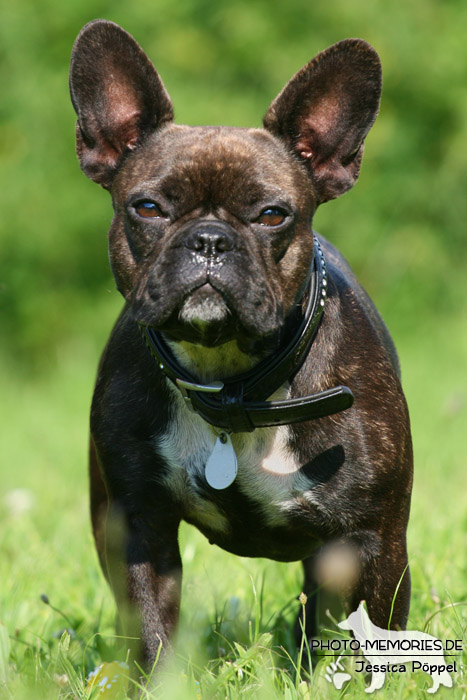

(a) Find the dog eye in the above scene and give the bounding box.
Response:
[257,208,287,227]
[134,201,163,219]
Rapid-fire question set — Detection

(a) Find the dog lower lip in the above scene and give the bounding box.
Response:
[142,281,233,346]
[179,282,230,322]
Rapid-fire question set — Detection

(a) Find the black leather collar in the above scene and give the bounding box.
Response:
[139,235,353,433]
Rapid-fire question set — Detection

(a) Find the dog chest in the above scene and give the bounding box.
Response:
[154,395,316,536]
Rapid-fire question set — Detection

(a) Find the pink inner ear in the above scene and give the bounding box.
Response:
[111,111,142,152]
[304,94,341,132]
[77,105,143,189]
[96,111,142,165]
[295,93,344,164]
[104,80,145,153]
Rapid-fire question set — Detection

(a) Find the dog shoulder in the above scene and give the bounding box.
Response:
[319,234,401,376]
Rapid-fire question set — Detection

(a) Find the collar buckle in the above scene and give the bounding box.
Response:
[175,378,224,412]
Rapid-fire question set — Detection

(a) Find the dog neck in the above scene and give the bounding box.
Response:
[164,338,259,384]
[138,236,354,433]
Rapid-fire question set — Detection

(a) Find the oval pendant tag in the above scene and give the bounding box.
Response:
[205,433,238,490]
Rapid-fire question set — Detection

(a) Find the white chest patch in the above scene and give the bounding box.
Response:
[155,384,313,532]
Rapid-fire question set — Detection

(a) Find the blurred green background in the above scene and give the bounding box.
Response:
[0,0,466,696]
[1,0,466,376]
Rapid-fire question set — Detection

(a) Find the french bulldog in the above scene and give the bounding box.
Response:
[70,20,413,672]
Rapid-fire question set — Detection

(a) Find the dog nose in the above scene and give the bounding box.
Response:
[184,224,235,257]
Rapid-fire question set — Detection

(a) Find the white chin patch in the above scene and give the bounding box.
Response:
[179,288,229,327]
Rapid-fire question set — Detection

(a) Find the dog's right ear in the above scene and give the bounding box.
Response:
[70,20,173,188]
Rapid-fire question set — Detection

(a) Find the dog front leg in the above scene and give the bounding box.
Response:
[104,504,182,672]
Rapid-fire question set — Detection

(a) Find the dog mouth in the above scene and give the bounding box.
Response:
[133,260,284,348]
[178,282,231,327]
[141,279,237,346]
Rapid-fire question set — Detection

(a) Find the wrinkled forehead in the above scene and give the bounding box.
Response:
[115,124,309,206]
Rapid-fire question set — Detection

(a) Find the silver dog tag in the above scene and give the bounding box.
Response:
[205,432,238,490]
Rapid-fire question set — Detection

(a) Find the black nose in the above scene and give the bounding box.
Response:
[184,223,235,257]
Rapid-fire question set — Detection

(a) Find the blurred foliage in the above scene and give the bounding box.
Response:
[1,0,466,374]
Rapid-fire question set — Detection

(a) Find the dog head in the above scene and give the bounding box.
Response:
[70,21,381,353]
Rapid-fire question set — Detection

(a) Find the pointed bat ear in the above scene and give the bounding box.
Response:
[264,39,381,204]
[69,20,173,188]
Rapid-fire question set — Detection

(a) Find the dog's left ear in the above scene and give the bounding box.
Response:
[264,39,381,204]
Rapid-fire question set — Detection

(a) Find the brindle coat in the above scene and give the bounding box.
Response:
[70,20,412,670]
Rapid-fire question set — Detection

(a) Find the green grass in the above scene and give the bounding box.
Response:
[1,0,466,695]
[0,301,466,699]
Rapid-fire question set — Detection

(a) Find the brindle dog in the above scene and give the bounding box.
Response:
[70,20,412,671]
